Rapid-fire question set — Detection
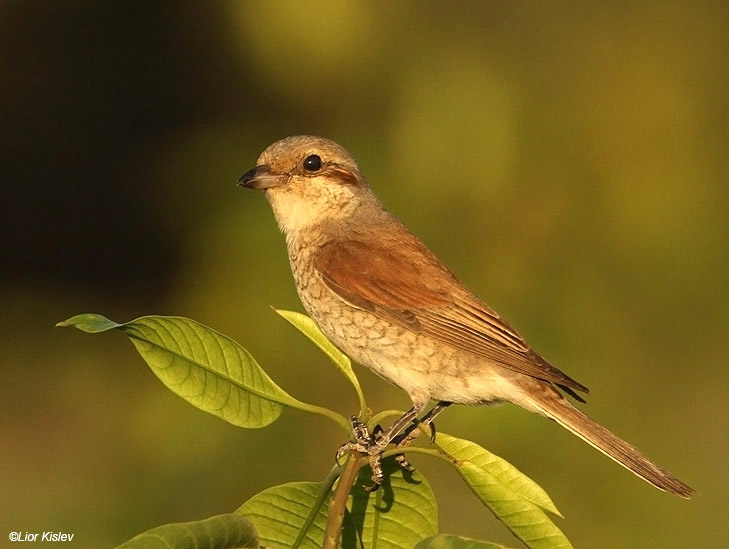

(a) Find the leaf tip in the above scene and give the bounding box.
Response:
[271,306,292,318]
[55,313,120,333]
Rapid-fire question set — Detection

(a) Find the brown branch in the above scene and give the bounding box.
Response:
[322,453,365,549]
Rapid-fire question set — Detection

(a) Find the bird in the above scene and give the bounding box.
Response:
[238,135,693,498]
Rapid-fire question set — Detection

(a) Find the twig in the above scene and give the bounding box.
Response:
[322,453,365,549]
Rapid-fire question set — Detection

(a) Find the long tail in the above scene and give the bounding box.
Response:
[531,393,694,498]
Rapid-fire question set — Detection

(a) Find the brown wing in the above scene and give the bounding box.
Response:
[314,233,588,394]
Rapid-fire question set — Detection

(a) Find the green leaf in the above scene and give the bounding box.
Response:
[273,309,367,415]
[237,480,331,548]
[434,433,572,549]
[114,513,258,549]
[56,313,120,332]
[415,534,510,549]
[58,314,296,428]
[238,457,438,549]
[273,309,353,376]
[435,434,560,516]
[346,457,438,548]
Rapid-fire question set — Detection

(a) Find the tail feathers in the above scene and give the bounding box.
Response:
[532,396,694,498]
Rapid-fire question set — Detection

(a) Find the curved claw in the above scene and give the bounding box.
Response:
[428,420,437,443]
[362,452,385,492]
[395,453,416,473]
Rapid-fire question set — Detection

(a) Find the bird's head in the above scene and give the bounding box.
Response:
[239,135,378,236]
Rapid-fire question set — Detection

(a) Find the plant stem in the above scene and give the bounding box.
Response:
[368,408,405,430]
[322,453,365,549]
[292,464,342,549]
[286,398,352,433]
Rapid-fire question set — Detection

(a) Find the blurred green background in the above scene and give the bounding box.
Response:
[2,1,727,547]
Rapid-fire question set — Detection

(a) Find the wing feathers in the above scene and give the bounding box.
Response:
[314,234,588,394]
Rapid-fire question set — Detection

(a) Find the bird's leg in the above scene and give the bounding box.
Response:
[364,404,426,491]
[396,401,451,445]
[374,403,426,451]
[393,401,452,472]
[335,415,373,465]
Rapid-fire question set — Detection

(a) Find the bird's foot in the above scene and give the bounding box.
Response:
[391,418,438,473]
[335,416,388,463]
[336,404,448,491]
[335,416,393,491]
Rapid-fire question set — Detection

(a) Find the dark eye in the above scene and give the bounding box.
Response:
[303,154,322,172]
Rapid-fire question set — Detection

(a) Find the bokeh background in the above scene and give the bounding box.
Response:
[2,2,727,547]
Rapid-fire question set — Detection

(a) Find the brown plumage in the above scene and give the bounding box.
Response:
[313,234,588,395]
[239,135,693,498]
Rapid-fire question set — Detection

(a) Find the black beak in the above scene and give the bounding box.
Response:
[237,165,281,190]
